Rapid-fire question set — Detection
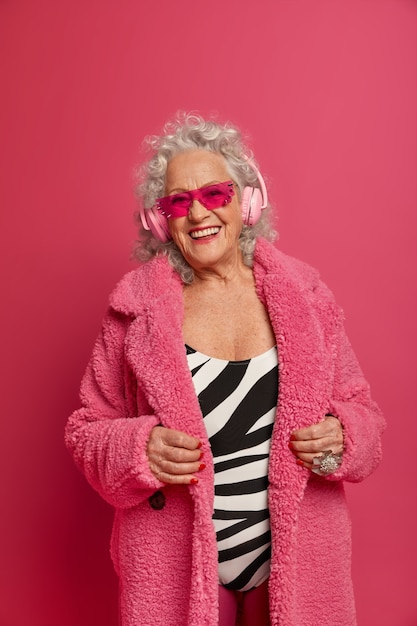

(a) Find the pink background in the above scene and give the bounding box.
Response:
[1,1,415,625]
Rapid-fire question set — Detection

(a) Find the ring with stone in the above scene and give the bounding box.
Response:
[312,450,343,476]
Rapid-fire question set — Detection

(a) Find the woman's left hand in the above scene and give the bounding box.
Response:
[289,415,344,471]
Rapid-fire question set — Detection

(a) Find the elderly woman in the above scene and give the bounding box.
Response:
[65,114,385,626]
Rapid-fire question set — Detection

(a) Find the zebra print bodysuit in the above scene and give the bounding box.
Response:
[186,344,279,592]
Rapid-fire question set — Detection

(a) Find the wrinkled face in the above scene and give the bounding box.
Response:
[165,150,243,275]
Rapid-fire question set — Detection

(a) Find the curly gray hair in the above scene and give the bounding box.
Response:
[133,113,276,283]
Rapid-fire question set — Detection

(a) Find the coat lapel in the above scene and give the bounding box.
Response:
[254,241,336,622]
[123,287,209,442]
[254,240,334,476]
[118,263,218,625]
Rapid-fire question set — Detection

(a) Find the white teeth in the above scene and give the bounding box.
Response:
[190,227,220,239]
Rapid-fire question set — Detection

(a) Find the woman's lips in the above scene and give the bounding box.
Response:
[189,227,221,240]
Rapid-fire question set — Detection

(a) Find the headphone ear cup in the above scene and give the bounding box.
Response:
[241,186,263,226]
[146,207,171,242]
[139,204,171,242]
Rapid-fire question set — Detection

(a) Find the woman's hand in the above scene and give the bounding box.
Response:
[147,426,205,485]
[289,415,344,472]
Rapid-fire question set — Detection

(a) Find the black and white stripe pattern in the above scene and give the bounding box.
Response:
[186,345,279,591]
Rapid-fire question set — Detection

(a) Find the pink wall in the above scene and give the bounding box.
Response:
[1,1,415,625]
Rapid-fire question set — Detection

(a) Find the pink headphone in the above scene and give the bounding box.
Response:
[138,156,268,243]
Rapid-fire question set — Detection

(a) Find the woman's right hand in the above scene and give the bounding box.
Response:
[146,426,205,485]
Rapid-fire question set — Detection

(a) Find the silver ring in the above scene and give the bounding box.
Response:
[312,450,343,476]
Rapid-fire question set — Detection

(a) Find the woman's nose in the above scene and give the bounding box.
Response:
[188,200,210,222]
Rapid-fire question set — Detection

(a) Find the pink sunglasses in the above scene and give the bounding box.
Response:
[156,181,235,219]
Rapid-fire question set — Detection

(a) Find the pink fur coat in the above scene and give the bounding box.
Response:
[66,238,384,626]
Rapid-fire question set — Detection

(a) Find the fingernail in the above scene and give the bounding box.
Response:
[199,463,206,471]
[199,451,204,460]
[290,434,297,441]
[288,442,294,450]
[296,459,305,467]
[190,478,198,484]
[197,442,202,449]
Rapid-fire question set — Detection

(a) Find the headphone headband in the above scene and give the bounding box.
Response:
[243,156,268,209]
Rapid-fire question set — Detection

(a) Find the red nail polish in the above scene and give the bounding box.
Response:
[199,463,206,471]
[197,442,202,449]
[199,451,204,460]
[190,478,198,484]
[290,434,297,441]
[296,459,305,467]
[288,442,294,450]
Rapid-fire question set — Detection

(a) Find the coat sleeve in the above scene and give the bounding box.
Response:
[65,309,165,508]
[324,297,386,483]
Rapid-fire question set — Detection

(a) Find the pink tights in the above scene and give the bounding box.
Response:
[218,580,271,626]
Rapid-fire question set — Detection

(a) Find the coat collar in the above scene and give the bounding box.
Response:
[109,239,332,444]
[109,254,183,318]
[108,238,320,318]
[110,239,333,468]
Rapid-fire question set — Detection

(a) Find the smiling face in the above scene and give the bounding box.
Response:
[166,150,244,277]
